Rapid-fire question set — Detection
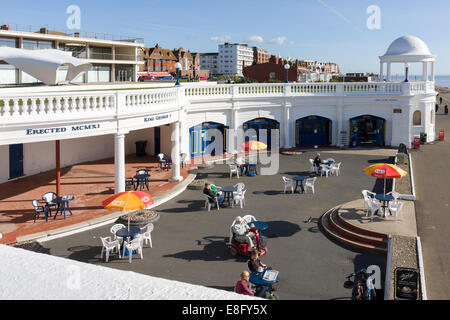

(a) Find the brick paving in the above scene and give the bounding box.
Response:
[0,154,190,245]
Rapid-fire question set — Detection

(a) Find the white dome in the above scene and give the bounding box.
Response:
[383,36,432,56]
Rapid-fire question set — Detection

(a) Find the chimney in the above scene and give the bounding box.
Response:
[39,27,48,34]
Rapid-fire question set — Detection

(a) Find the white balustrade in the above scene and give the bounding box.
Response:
[0,81,434,126]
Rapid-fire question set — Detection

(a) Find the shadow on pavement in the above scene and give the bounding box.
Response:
[263,221,301,238]
[162,236,247,262]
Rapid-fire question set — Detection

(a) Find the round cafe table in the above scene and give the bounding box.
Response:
[116,226,141,256]
[375,194,394,217]
[292,176,307,193]
[248,221,268,231]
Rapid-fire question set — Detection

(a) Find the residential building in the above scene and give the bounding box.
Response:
[218,43,253,76]
[141,44,177,76]
[199,53,218,75]
[0,24,144,84]
[252,47,269,64]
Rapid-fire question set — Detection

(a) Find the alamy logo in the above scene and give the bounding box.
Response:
[366,5,381,30]
[66,5,81,30]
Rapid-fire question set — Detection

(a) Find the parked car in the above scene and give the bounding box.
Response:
[138,75,155,82]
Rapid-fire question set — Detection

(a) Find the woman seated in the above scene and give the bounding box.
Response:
[248,249,267,273]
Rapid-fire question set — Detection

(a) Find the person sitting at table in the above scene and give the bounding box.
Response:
[235,270,255,296]
[248,249,267,273]
[203,183,224,207]
[232,216,257,249]
[313,153,322,174]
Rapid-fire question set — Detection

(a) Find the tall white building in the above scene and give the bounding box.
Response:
[199,53,218,75]
[218,43,253,76]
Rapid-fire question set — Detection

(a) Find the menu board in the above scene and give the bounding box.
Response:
[394,267,419,300]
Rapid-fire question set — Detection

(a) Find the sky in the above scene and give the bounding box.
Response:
[1,0,449,75]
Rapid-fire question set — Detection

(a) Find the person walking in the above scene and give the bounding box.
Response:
[445,105,449,115]
[440,96,443,105]
[235,271,255,296]
[436,103,439,113]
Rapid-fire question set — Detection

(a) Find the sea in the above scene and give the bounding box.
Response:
[388,75,450,88]
[435,75,450,88]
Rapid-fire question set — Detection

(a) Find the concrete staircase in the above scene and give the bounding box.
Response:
[321,207,388,254]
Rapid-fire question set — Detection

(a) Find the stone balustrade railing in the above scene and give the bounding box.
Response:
[0,81,435,124]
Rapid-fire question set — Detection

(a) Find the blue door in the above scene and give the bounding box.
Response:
[296,116,331,146]
[350,115,385,147]
[190,122,228,158]
[243,118,280,149]
[154,127,161,155]
[9,144,24,179]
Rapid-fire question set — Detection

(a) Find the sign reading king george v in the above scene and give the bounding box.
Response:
[395,267,419,300]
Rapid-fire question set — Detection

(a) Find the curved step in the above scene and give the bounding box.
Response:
[329,210,387,248]
[320,208,387,254]
[336,209,388,239]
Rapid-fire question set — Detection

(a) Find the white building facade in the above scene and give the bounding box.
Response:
[0,36,437,189]
[218,43,253,76]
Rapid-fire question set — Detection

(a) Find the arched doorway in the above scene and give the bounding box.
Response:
[189,122,228,158]
[349,115,385,147]
[243,118,280,150]
[295,116,332,146]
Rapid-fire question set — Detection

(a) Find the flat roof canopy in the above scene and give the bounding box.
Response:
[0,47,91,85]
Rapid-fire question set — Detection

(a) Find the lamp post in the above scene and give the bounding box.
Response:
[175,62,182,86]
[404,63,410,83]
[284,63,290,83]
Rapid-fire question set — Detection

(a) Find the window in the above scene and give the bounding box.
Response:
[413,110,422,125]
[22,39,54,50]
[59,43,86,58]
[0,37,18,48]
[88,65,111,82]
[89,46,112,60]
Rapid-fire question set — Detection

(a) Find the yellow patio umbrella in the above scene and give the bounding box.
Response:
[240,140,268,151]
[364,163,407,195]
[102,191,154,230]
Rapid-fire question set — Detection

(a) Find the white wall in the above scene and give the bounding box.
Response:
[125,128,154,156]
[61,135,114,167]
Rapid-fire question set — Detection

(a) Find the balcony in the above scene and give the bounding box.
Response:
[0,81,435,127]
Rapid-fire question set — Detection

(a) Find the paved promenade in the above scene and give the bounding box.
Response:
[414,99,450,299]
[0,154,190,244]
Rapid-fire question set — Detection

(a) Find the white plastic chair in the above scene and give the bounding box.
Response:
[180,153,188,168]
[362,190,376,213]
[204,194,219,212]
[110,224,126,243]
[320,164,331,178]
[100,236,121,262]
[233,189,247,208]
[122,234,144,263]
[366,198,382,220]
[158,153,167,169]
[229,164,240,179]
[388,200,404,220]
[140,223,154,248]
[282,176,294,194]
[234,182,245,192]
[242,214,256,224]
[305,177,317,194]
[387,191,400,201]
[330,162,341,176]
[309,159,318,174]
